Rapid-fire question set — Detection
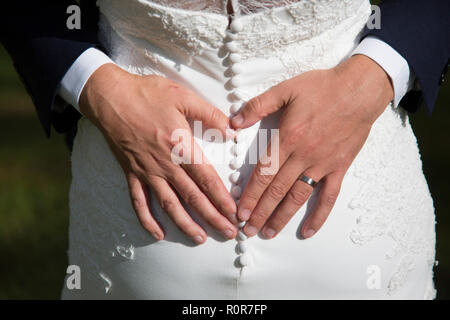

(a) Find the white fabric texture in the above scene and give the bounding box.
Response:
[62,0,436,299]
[58,47,113,112]
[352,36,412,108]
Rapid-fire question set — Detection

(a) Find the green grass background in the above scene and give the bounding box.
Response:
[0,39,449,298]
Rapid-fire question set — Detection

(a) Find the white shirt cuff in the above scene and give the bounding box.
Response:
[352,36,412,108]
[58,47,114,114]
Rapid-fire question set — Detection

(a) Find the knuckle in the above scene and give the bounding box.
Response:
[160,198,176,213]
[157,163,176,179]
[335,151,347,163]
[267,183,286,200]
[250,209,268,227]
[199,174,219,191]
[305,140,319,154]
[247,96,264,116]
[285,135,298,147]
[254,171,273,187]
[288,188,310,206]
[285,126,303,145]
[131,197,146,212]
[301,139,321,157]
[244,190,261,204]
[209,107,223,124]
[324,192,339,207]
[166,79,183,91]
[186,191,201,206]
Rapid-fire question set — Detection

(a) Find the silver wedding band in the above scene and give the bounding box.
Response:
[298,175,318,188]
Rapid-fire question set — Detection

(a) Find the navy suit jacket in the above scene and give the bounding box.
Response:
[1,0,449,138]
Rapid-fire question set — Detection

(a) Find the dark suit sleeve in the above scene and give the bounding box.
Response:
[362,0,450,115]
[0,0,100,136]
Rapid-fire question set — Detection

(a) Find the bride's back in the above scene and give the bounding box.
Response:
[62,0,437,300]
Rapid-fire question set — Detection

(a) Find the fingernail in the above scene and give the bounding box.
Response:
[193,235,204,244]
[232,114,244,127]
[263,227,276,239]
[239,208,251,221]
[303,228,315,239]
[223,229,234,239]
[245,224,258,237]
[151,232,162,241]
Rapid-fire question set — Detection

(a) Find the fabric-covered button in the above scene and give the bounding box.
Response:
[231,63,244,75]
[230,20,244,33]
[230,171,242,184]
[230,157,244,170]
[225,31,237,41]
[233,90,245,101]
[229,53,242,63]
[231,75,243,88]
[230,103,240,114]
[238,230,247,241]
[226,42,238,53]
[231,185,242,198]
[238,241,248,253]
[231,144,246,156]
[239,253,251,266]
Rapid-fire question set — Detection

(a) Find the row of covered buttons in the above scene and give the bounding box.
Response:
[225,18,251,268]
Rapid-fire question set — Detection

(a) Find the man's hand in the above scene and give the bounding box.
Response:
[231,55,394,239]
[79,64,238,244]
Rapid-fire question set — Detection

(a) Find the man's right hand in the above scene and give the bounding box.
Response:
[79,63,238,244]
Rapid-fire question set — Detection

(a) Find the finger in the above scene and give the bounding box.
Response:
[237,138,288,222]
[148,176,208,244]
[243,158,308,237]
[172,135,238,223]
[231,85,284,129]
[168,168,237,240]
[261,168,324,239]
[127,174,164,241]
[300,171,344,239]
[182,142,238,224]
[180,91,232,138]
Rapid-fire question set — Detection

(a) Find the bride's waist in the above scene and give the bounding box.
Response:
[98,23,370,116]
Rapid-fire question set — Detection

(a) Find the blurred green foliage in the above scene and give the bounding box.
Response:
[0,2,449,298]
[0,46,71,299]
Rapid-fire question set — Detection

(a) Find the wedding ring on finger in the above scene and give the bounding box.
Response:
[298,175,318,188]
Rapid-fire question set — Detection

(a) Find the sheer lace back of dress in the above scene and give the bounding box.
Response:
[149,0,300,15]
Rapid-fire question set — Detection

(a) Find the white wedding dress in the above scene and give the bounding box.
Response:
[62,0,437,299]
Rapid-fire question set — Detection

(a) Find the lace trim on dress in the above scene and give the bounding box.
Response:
[347,107,437,297]
[147,0,302,15]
